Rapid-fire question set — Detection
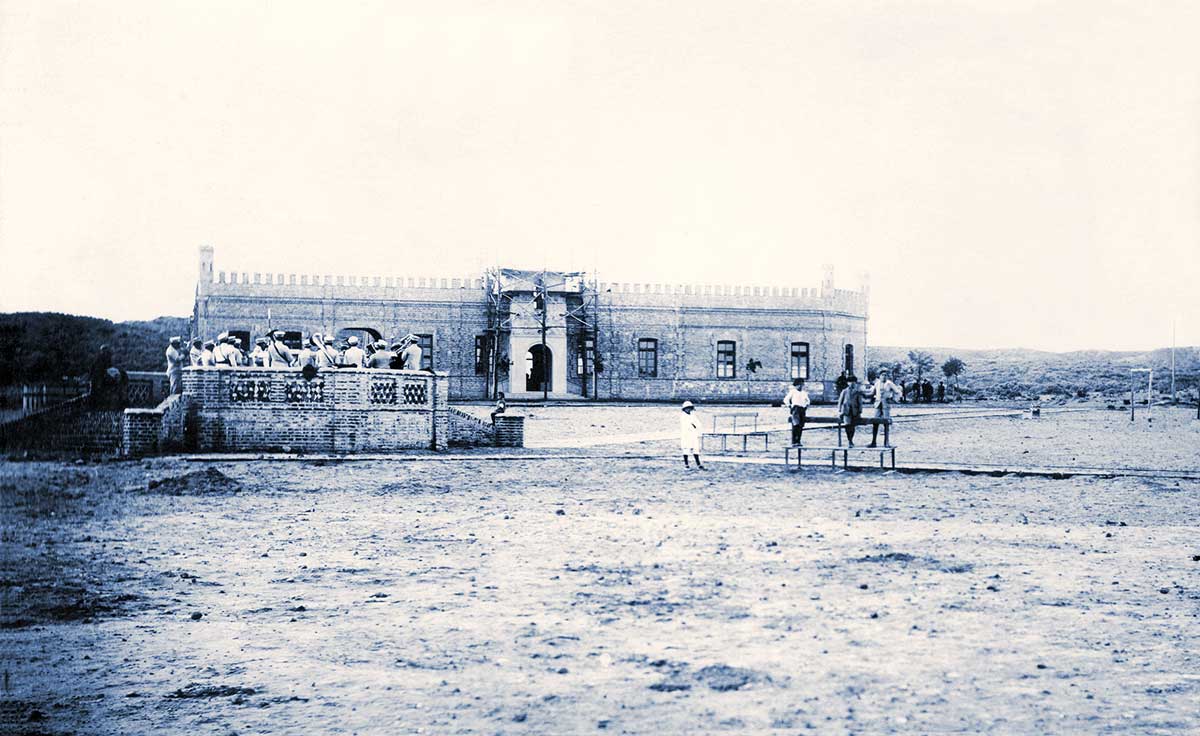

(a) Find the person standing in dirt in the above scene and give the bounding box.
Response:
[937,381,946,403]
[837,374,863,447]
[868,369,900,447]
[679,400,706,470]
[784,378,811,446]
[835,370,849,397]
[165,337,185,394]
[922,380,934,403]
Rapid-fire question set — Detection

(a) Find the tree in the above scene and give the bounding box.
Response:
[942,356,966,396]
[907,350,935,383]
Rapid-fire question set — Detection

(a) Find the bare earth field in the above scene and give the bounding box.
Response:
[3,408,1199,734]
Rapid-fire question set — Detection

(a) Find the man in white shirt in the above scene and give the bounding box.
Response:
[267,331,294,367]
[400,334,424,371]
[342,336,366,368]
[868,369,901,447]
[783,378,811,446]
[188,338,203,367]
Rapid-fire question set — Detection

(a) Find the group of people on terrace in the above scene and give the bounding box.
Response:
[163,332,425,394]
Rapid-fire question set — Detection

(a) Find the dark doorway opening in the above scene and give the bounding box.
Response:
[525,345,552,392]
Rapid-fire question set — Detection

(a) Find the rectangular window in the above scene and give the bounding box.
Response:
[716,340,736,378]
[790,342,810,380]
[417,334,433,371]
[576,335,594,376]
[474,335,492,375]
[229,330,251,352]
[844,343,854,373]
[638,338,658,377]
[279,331,302,351]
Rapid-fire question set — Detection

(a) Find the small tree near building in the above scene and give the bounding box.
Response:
[942,356,966,398]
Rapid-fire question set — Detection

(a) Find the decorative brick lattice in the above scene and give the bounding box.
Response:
[228,379,270,402]
[285,379,324,403]
[369,379,398,405]
[401,381,428,405]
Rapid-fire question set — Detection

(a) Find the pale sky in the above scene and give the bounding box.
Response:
[1,0,1197,350]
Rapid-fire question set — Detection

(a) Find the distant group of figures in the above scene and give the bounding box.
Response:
[836,371,945,404]
[163,332,427,394]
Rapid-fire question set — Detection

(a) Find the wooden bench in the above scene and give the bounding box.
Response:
[702,412,770,452]
[785,417,895,469]
[785,442,897,469]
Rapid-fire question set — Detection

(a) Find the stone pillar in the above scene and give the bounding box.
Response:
[494,415,524,447]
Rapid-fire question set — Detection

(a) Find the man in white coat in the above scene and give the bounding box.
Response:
[679,400,706,470]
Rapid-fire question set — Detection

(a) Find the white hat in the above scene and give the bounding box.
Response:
[169,336,181,343]
[681,400,694,410]
[217,332,228,341]
[347,336,359,345]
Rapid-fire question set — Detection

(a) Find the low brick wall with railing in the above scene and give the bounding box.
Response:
[183,366,451,453]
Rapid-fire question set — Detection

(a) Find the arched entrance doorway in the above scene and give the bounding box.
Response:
[525,345,552,392]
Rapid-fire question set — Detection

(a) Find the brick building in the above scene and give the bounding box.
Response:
[192,247,869,402]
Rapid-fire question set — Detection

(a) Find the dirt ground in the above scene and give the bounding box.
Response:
[463,403,1200,473]
[3,429,1199,734]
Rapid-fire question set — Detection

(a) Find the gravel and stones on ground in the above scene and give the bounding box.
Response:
[457,402,1200,473]
[3,453,1199,734]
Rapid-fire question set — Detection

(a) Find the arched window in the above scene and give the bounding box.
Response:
[844,344,855,373]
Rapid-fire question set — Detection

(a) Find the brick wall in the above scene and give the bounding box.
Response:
[184,366,451,453]
[0,395,123,455]
[447,407,497,447]
[121,393,190,457]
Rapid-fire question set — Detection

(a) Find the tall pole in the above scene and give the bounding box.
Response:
[541,269,548,401]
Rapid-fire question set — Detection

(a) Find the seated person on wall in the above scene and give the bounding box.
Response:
[491,392,506,423]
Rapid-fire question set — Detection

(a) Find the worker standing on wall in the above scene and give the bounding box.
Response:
[165,337,185,394]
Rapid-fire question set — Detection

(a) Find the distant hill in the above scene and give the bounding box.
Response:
[869,345,1199,400]
[0,313,189,386]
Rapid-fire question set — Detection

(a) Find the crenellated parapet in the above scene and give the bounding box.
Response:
[597,281,869,316]
[206,270,487,301]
